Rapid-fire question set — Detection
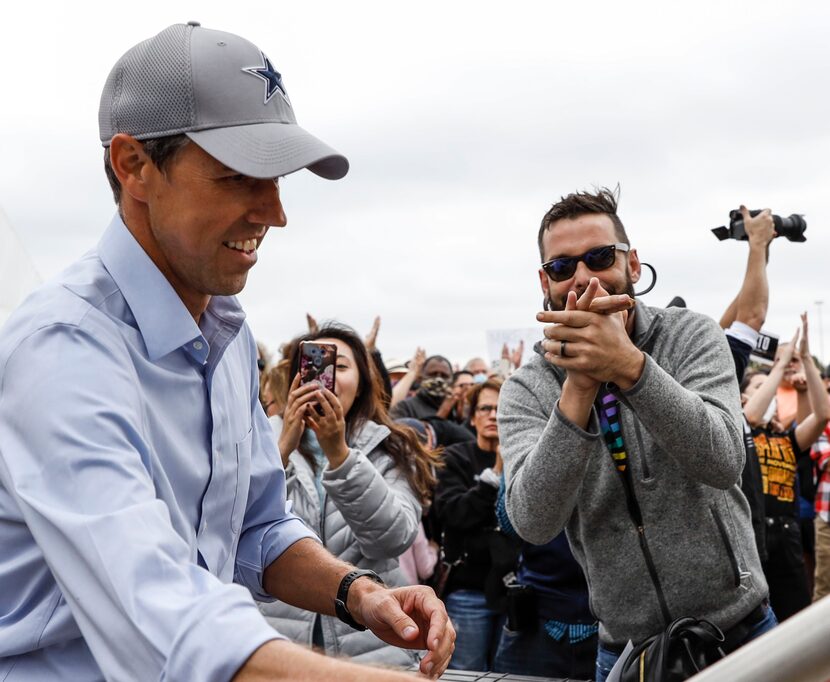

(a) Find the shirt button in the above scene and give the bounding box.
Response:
[193,341,203,350]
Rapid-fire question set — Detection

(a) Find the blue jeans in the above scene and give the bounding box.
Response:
[445,589,503,671]
[493,619,597,679]
[594,605,779,682]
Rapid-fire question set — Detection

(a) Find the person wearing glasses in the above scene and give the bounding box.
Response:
[498,187,772,682]
[433,378,520,671]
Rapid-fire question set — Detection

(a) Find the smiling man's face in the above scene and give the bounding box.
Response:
[538,212,640,311]
[138,141,286,315]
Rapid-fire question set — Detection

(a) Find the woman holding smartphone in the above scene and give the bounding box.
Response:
[259,323,439,666]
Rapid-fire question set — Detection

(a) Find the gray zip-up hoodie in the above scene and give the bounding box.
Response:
[498,302,768,647]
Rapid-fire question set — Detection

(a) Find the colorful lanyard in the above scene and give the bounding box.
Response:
[598,388,629,475]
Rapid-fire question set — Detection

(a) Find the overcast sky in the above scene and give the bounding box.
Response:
[2,1,829,367]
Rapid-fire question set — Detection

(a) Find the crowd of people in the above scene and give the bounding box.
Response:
[254,191,830,679]
[1,20,828,682]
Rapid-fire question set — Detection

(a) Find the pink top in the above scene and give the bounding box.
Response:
[398,522,438,585]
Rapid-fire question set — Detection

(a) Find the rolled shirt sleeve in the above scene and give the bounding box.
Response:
[235,399,318,600]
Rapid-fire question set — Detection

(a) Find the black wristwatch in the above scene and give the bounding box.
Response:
[334,569,385,631]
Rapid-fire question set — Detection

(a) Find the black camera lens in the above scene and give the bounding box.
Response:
[776,214,807,242]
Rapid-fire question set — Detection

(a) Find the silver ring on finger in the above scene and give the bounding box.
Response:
[560,340,568,358]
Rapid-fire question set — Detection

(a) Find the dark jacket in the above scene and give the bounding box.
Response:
[434,441,503,594]
[390,391,442,420]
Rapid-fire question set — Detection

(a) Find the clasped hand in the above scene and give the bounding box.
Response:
[537,278,644,391]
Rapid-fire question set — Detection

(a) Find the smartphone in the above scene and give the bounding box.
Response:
[299,341,337,393]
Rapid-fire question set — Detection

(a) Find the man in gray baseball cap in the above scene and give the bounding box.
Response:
[0,22,453,682]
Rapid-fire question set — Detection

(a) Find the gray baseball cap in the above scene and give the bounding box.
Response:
[99,22,348,180]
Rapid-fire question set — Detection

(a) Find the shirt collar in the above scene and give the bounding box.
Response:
[97,214,245,362]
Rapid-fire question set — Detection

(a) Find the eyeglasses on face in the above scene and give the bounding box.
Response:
[541,243,630,282]
[476,404,498,415]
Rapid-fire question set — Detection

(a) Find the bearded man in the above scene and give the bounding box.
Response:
[497,188,774,682]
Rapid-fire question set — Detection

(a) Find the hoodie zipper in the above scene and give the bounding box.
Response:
[618,470,671,624]
[606,394,672,625]
[710,506,741,587]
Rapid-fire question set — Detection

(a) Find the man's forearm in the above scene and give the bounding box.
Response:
[719,296,739,330]
[744,366,785,426]
[558,380,599,430]
[806,359,830,422]
[734,243,769,332]
[234,639,417,682]
[263,537,382,618]
[390,372,416,408]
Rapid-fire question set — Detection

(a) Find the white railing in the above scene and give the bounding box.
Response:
[691,595,830,682]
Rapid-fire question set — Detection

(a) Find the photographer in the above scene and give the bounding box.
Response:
[742,315,830,620]
[719,205,776,560]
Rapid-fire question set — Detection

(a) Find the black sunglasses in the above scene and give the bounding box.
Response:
[541,243,630,282]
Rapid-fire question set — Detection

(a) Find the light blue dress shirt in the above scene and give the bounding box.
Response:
[0,215,317,681]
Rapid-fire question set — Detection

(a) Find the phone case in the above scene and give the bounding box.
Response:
[299,341,337,393]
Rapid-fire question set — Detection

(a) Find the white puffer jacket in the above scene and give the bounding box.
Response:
[259,418,422,666]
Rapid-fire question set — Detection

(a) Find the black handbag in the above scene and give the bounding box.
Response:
[619,616,726,682]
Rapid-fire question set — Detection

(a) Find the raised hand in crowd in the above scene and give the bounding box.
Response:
[719,205,775,336]
[391,347,427,407]
[365,315,381,351]
[744,314,829,451]
[791,319,810,393]
[743,327,799,429]
[509,341,524,369]
[744,205,776,248]
[436,371,473,422]
[795,313,830,437]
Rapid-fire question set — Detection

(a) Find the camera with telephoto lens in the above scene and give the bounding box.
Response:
[712,209,807,242]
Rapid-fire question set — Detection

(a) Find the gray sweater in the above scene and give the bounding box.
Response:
[498,302,768,647]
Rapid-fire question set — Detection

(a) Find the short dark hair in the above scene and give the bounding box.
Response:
[537,186,629,261]
[740,369,769,393]
[103,134,191,205]
[423,355,453,377]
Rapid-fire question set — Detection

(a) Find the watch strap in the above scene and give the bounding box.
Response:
[334,569,384,631]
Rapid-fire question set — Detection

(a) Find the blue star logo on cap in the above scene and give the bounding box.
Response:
[242,52,289,105]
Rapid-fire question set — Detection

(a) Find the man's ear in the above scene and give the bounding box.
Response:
[628,248,641,284]
[538,267,550,300]
[109,134,152,204]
